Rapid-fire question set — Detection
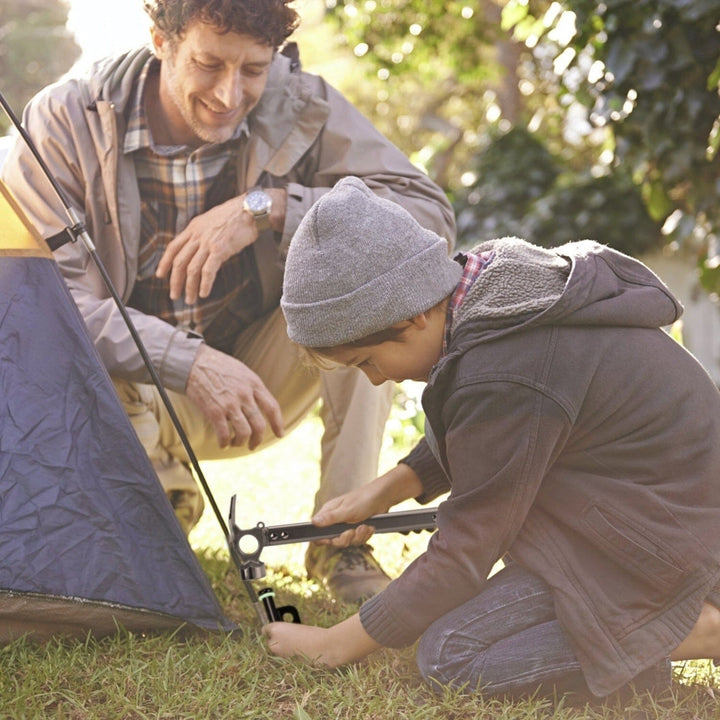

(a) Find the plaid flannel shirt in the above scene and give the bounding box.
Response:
[442,250,495,356]
[124,58,261,353]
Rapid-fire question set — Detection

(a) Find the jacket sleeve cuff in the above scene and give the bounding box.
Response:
[358,589,419,648]
[158,329,204,393]
[400,440,451,504]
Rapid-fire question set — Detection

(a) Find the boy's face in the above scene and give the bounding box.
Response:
[322,314,444,385]
[152,21,274,145]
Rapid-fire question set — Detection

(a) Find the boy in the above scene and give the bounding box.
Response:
[267,176,720,700]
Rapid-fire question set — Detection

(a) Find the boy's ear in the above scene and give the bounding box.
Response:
[388,312,428,335]
[407,312,428,330]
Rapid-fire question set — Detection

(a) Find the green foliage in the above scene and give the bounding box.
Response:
[0,0,80,134]
[385,381,425,452]
[326,0,720,296]
[504,0,720,288]
[523,173,662,254]
[570,0,719,208]
[456,128,661,255]
[456,128,560,247]
[321,0,503,184]
[324,0,496,85]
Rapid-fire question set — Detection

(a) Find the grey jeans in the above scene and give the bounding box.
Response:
[416,562,671,700]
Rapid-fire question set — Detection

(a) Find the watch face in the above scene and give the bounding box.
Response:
[245,190,270,213]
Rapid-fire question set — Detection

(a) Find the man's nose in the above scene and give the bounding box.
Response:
[214,71,243,108]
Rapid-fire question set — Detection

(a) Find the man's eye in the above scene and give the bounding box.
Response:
[196,61,221,72]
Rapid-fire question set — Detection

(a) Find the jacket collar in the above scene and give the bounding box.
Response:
[245,52,329,184]
[91,47,330,186]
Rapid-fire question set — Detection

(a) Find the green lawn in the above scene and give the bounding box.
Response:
[1,399,719,718]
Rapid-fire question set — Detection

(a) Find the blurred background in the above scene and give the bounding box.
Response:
[2,0,719,567]
[2,0,719,376]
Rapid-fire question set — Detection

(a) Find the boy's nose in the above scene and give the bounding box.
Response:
[362,367,386,386]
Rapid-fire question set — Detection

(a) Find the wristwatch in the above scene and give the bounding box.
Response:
[243,187,273,232]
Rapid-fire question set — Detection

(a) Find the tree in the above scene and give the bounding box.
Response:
[322,0,509,188]
[506,0,720,289]
[322,0,720,269]
[0,0,80,135]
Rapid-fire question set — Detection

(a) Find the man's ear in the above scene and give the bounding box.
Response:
[150,27,168,59]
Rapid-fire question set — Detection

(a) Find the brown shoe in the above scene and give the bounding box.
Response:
[167,489,204,535]
[306,543,391,603]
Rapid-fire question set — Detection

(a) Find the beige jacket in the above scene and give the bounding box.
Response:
[2,47,455,392]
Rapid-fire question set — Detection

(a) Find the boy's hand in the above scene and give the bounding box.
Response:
[263,622,338,666]
[311,485,388,547]
[312,463,425,547]
[263,614,380,667]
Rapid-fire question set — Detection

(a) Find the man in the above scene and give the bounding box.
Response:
[1,0,455,603]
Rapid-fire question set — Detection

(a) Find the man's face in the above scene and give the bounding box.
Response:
[152,21,274,146]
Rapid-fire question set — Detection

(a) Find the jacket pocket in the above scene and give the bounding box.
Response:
[584,504,686,592]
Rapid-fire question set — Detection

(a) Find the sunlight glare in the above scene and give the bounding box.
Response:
[67,0,151,66]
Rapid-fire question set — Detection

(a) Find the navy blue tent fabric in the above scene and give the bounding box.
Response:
[0,251,235,637]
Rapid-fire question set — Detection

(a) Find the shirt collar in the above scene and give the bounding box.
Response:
[442,250,495,356]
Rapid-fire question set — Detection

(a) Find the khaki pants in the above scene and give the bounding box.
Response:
[114,307,393,531]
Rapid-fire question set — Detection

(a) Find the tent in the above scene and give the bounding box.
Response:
[0,180,236,641]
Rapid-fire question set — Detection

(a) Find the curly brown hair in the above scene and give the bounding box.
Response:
[144,0,299,49]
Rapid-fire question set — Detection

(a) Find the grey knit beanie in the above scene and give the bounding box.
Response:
[281,176,462,347]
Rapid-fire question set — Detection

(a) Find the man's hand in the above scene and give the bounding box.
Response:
[186,344,284,450]
[156,188,287,304]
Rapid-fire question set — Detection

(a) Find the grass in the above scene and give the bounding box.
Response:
[1,397,719,719]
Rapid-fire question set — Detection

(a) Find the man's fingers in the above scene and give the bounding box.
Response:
[186,346,285,450]
[168,241,204,301]
[215,393,283,450]
[238,405,267,450]
[156,233,187,279]
[255,391,284,438]
[226,400,280,450]
[183,246,213,304]
[199,254,223,300]
[212,412,233,449]
[164,244,224,303]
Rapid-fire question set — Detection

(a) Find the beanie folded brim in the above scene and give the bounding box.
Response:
[283,239,462,347]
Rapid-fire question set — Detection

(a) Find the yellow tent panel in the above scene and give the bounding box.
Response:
[0,180,51,257]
